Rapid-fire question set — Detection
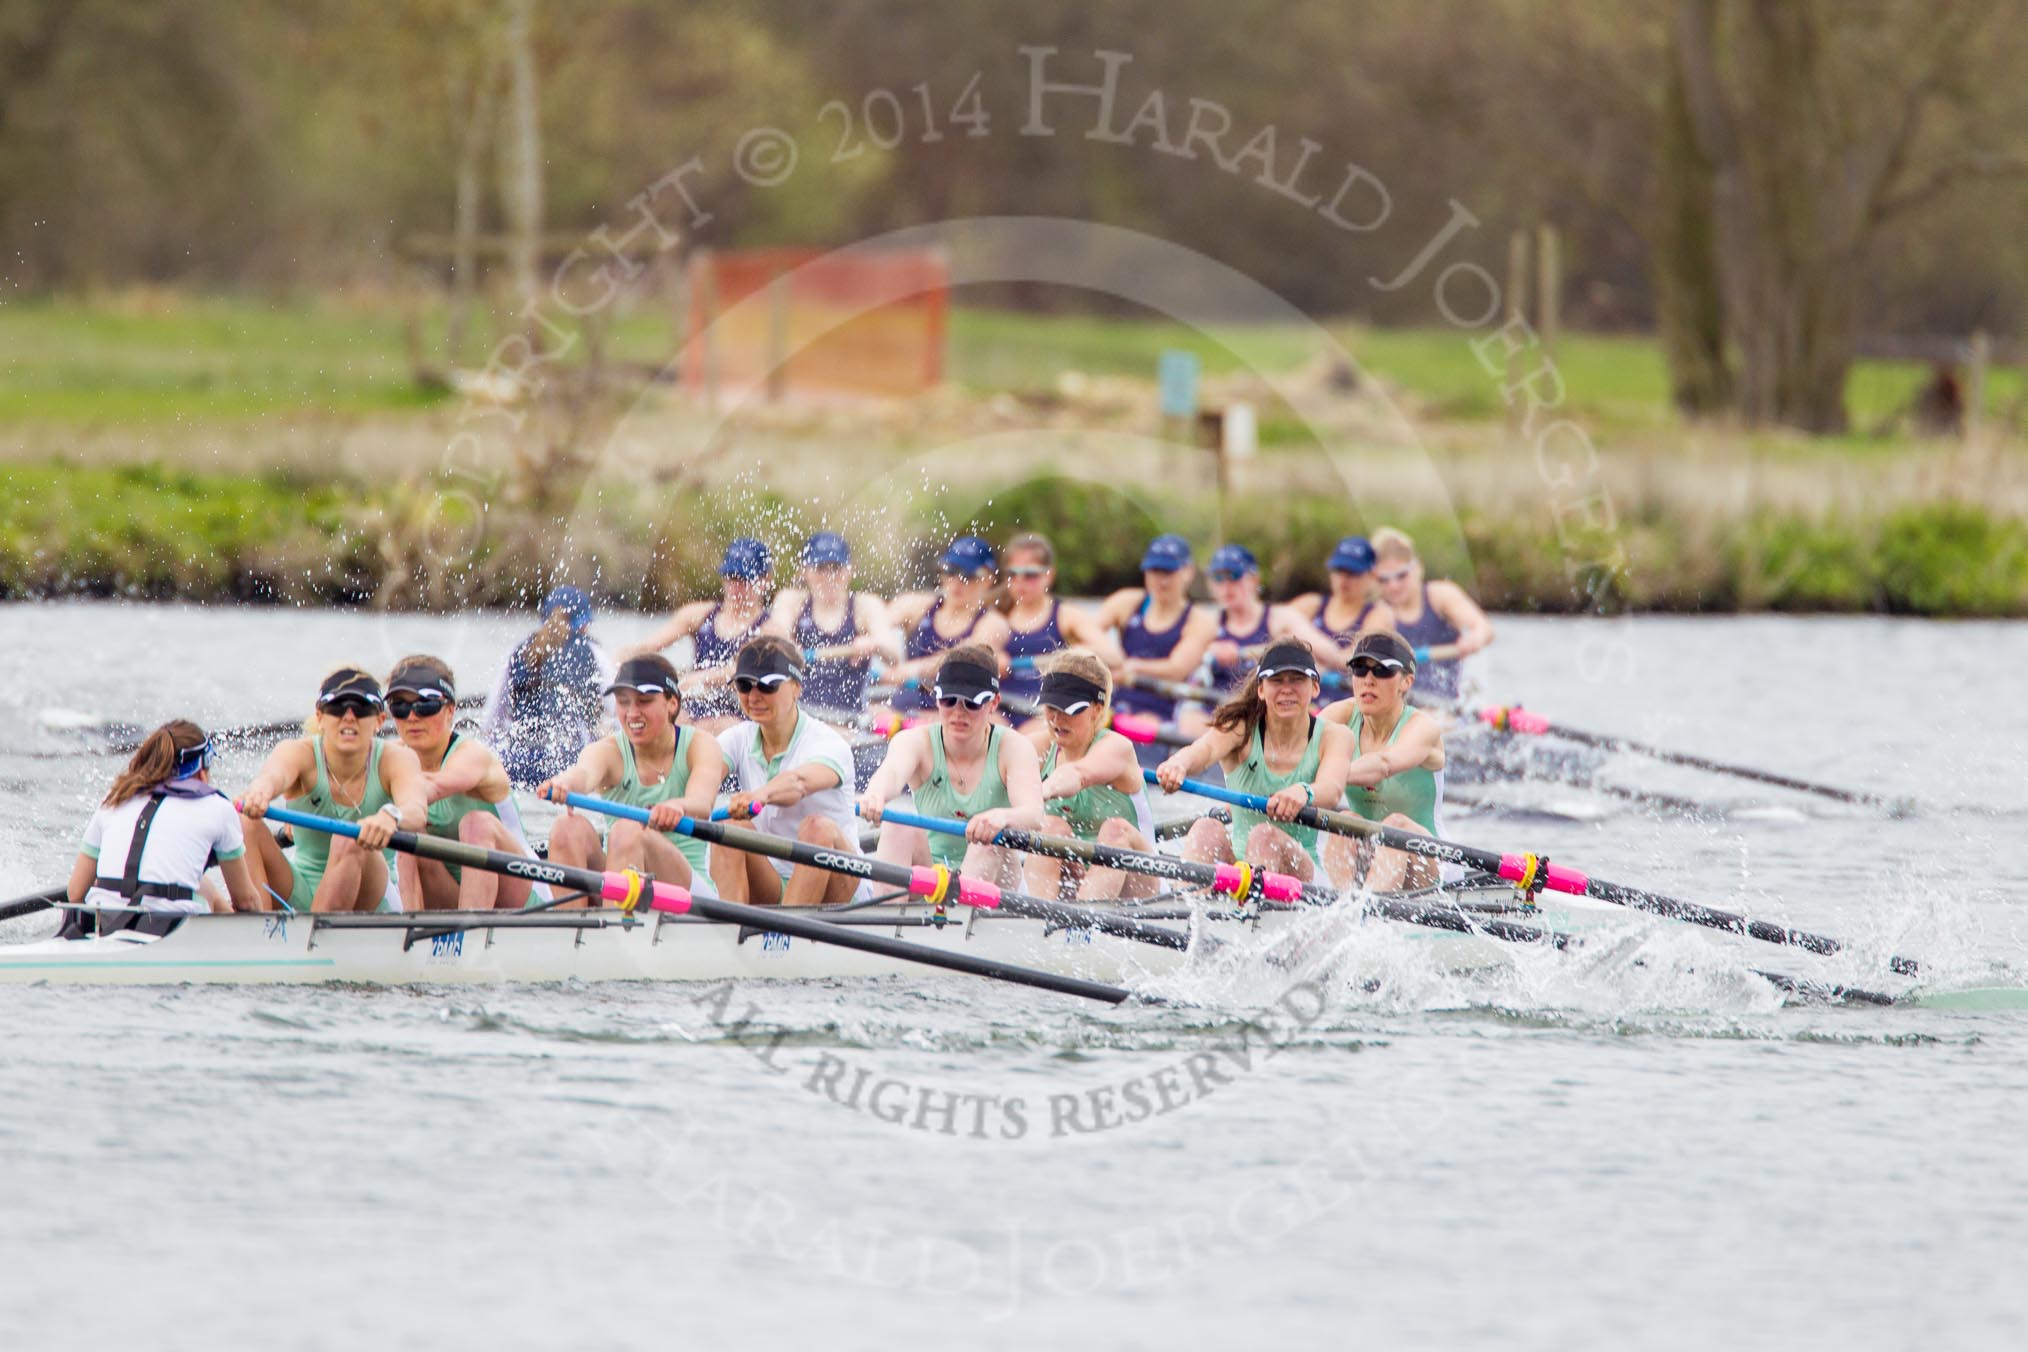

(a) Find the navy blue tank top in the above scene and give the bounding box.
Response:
[1112,595,1191,721]
[693,602,765,669]
[795,594,870,712]
[893,595,986,711]
[1314,597,1376,647]
[1209,605,1272,693]
[1394,584,1462,698]
[1003,600,1065,704]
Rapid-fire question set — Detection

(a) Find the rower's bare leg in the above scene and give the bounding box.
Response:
[784,818,861,906]
[1242,823,1316,884]
[403,855,462,911]
[1078,818,1159,902]
[1178,817,1235,868]
[1320,833,1361,893]
[1363,815,1436,892]
[238,813,294,911]
[738,851,786,905]
[960,841,1022,891]
[313,837,388,913]
[873,821,930,868]
[1022,815,1074,899]
[457,815,535,909]
[545,815,605,908]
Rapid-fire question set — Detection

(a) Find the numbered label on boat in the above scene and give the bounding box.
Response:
[427,932,466,962]
[758,932,792,958]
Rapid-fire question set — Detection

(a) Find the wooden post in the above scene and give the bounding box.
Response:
[1535,223,1561,363]
[1967,329,1990,443]
[1505,230,1531,441]
[766,269,790,404]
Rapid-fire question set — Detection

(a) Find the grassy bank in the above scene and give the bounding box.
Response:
[6,461,2026,617]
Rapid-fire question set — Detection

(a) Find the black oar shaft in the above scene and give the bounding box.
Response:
[0,885,67,923]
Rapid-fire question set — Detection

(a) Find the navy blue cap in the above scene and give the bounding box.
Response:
[940,535,996,576]
[1208,544,1258,579]
[801,531,851,567]
[540,585,593,632]
[720,537,773,580]
[1140,534,1193,572]
[1328,536,1376,574]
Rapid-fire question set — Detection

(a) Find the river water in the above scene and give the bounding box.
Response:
[2,601,2025,1350]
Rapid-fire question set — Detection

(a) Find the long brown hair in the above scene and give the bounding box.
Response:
[1210,667,1318,743]
[518,609,574,681]
[994,532,1055,615]
[105,720,209,807]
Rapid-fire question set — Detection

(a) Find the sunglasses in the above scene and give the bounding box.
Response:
[318,696,380,718]
[1208,570,1248,584]
[936,693,995,710]
[1374,566,1414,583]
[941,566,989,581]
[733,676,788,695]
[1348,658,1404,678]
[388,694,449,720]
[1006,566,1049,579]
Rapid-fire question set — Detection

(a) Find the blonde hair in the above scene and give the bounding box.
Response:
[939,642,999,677]
[1040,648,1113,705]
[304,664,379,735]
[1371,527,1416,563]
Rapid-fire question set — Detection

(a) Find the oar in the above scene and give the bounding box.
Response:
[1145,771,1923,978]
[562,793,1193,955]
[0,884,67,923]
[1472,705,1904,812]
[871,805,1577,950]
[262,802,1137,1005]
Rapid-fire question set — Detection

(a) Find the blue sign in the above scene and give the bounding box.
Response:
[1158,350,1201,419]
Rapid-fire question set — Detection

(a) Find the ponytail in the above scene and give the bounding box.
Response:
[516,609,575,687]
[104,720,209,807]
[1210,671,1269,744]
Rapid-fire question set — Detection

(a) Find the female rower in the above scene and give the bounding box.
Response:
[885,535,1011,712]
[1156,641,1353,886]
[1021,650,1158,902]
[1289,535,1397,659]
[479,585,616,788]
[767,531,898,715]
[710,636,868,906]
[534,654,724,898]
[996,533,1120,707]
[237,669,428,913]
[63,721,260,937]
[1319,631,1446,890]
[1369,527,1494,701]
[630,537,775,724]
[1094,533,1219,759]
[1199,542,1341,705]
[385,656,540,910]
[858,645,1044,890]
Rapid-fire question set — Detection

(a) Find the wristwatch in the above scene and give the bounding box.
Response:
[379,804,406,826]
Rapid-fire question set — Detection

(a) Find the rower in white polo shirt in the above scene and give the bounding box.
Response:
[710,635,867,906]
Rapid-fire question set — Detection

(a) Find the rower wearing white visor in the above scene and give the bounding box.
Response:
[1158,639,1354,888]
[63,720,261,938]
[859,644,1044,890]
[1022,650,1159,902]
[1320,630,1447,889]
[238,668,428,912]
[710,636,867,906]
[536,653,723,900]
[386,656,543,910]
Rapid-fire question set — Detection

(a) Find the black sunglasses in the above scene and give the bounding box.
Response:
[733,676,788,695]
[388,695,449,719]
[1348,658,1404,678]
[318,696,381,718]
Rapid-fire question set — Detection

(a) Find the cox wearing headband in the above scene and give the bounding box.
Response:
[859,644,1043,889]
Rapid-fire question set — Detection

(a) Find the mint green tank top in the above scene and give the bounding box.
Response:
[914,725,1009,868]
[286,737,395,901]
[1227,716,1325,858]
[1042,731,1154,843]
[610,729,710,875]
[1347,707,1442,835]
[426,732,501,838]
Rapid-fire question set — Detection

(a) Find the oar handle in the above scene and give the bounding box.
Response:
[564,792,1004,910]
[256,803,696,915]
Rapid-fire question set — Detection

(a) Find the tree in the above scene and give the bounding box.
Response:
[1667,0,2028,432]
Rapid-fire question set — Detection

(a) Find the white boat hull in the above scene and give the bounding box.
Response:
[0,899,1575,989]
